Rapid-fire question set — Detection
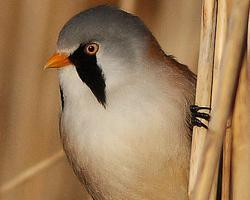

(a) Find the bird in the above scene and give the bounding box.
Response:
[45,5,197,200]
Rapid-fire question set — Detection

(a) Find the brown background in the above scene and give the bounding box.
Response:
[0,0,201,199]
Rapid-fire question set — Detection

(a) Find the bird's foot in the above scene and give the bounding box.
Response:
[190,105,211,129]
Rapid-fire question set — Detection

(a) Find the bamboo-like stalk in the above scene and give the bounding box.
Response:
[212,1,231,200]
[189,0,217,199]
[222,125,232,200]
[190,0,249,199]
[0,150,64,194]
[231,53,250,199]
[213,0,227,91]
[212,1,228,199]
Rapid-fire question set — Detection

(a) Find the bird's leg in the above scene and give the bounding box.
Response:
[190,105,211,129]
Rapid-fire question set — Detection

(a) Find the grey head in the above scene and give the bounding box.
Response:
[54,5,164,107]
[57,5,155,56]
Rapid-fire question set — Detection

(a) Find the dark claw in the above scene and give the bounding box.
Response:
[192,112,210,121]
[191,117,208,129]
[190,105,211,112]
[190,105,211,129]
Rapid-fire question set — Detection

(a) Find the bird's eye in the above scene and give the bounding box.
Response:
[84,43,99,55]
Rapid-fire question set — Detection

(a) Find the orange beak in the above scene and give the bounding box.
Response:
[44,53,71,69]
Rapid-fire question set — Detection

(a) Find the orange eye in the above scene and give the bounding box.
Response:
[84,43,99,55]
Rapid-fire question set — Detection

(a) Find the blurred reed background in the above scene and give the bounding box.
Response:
[0,0,201,199]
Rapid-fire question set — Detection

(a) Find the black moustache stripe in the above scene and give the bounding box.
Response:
[68,44,106,107]
[60,86,64,110]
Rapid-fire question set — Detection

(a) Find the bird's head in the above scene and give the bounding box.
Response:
[45,5,161,107]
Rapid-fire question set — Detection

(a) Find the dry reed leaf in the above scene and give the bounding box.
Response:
[0,150,64,194]
[119,0,137,12]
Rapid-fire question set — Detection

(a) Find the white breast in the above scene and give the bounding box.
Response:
[58,66,191,200]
